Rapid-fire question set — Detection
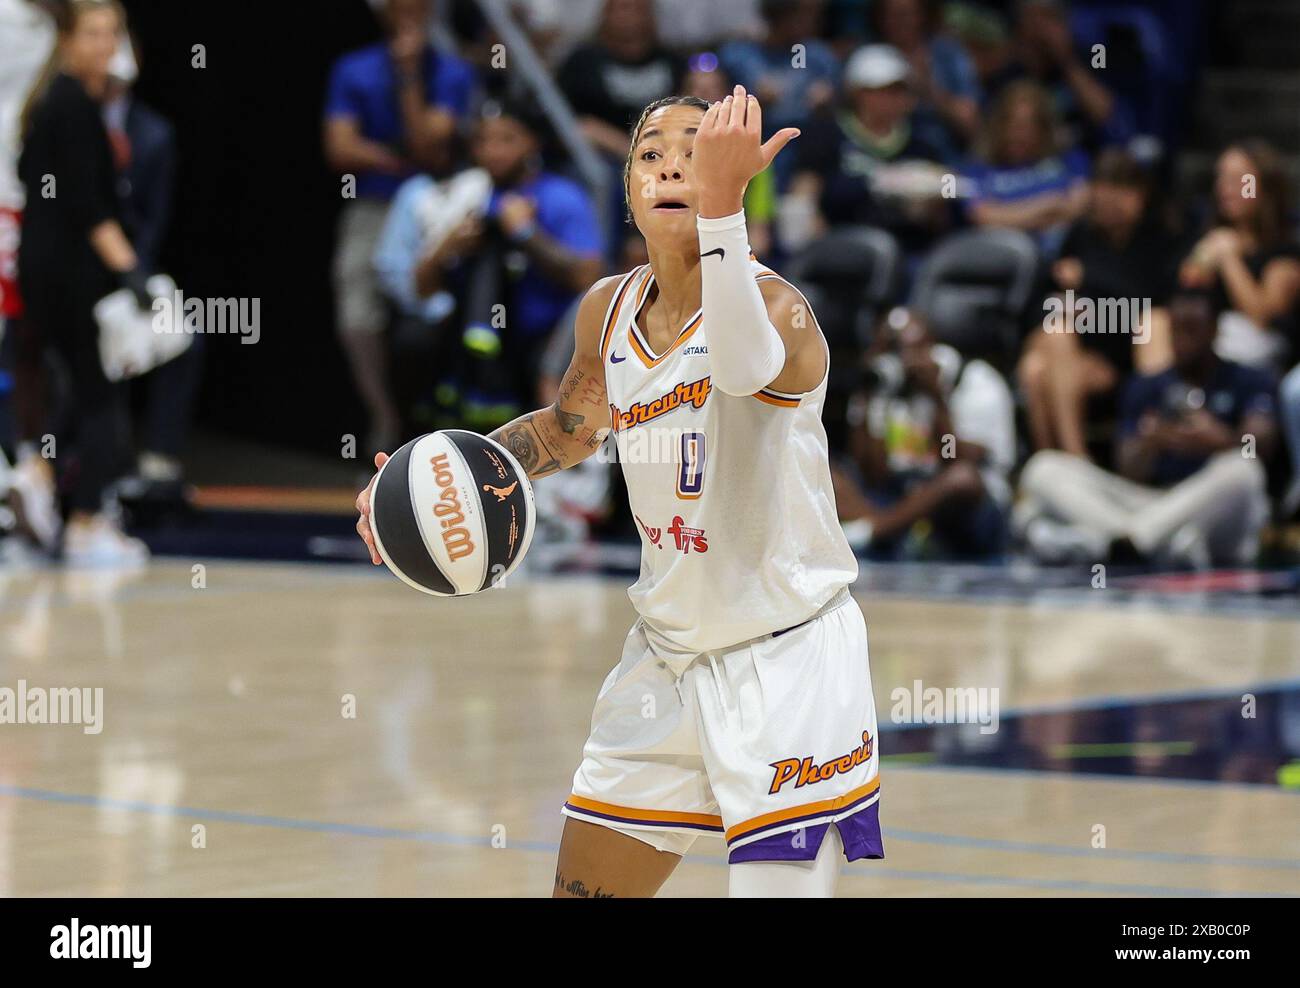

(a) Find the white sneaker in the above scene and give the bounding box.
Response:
[1166,524,1212,571]
[10,454,62,551]
[62,517,149,567]
[138,451,183,483]
[1025,518,1103,565]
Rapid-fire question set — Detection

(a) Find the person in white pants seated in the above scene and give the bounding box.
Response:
[1018,289,1277,569]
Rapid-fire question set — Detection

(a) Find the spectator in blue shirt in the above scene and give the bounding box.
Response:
[381,98,603,417]
[323,0,477,455]
[964,79,1088,257]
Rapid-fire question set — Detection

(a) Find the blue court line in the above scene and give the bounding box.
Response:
[877,676,1300,727]
[886,758,1300,797]
[836,866,1293,898]
[883,826,1300,871]
[1,783,1295,897]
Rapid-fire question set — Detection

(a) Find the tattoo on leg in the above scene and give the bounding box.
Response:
[554,871,616,898]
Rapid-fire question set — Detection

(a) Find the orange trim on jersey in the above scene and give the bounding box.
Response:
[724,777,881,844]
[599,268,641,361]
[752,389,802,408]
[633,265,653,311]
[564,793,724,830]
[629,311,703,369]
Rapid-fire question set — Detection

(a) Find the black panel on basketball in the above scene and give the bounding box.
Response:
[444,430,529,592]
[372,436,458,595]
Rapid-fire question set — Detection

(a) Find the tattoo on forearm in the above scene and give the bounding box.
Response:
[555,403,585,435]
[494,419,561,478]
[560,369,585,403]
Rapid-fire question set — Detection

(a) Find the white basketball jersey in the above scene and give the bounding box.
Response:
[599,260,859,661]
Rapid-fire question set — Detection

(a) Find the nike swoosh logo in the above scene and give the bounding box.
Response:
[701,247,725,261]
[610,351,626,363]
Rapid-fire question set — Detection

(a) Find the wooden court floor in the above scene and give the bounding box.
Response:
[0,560,1297,897]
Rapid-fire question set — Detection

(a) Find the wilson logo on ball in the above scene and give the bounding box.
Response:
[430,452,475,561]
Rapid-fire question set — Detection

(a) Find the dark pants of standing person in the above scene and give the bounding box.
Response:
[143,334,203,459]
[20,277,132,514]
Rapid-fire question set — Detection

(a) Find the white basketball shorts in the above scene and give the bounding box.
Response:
[562,588,883,864]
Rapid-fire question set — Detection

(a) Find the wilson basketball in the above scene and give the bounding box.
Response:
[370,430,536,596]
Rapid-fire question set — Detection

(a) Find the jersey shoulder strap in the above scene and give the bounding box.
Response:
[598,265,653,362]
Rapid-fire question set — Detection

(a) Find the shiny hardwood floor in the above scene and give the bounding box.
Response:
[0,561,1296,897]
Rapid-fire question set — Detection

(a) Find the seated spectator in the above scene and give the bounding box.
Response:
[380,98,604,422]
[654,0,766,54]
[557,0,684,157]
[871,0,981,153]
[557,0,683,256]
[833,307,1016,559]
[786,44,950,256]
[1018,148,1179,458]
[720,0,839,148]
[1018,289,1275,569]
[963,79,1088,257]
[984,0,1128,151]
[945,2,1012,94]
[323,0,476,454]
[1179,140,1300,373]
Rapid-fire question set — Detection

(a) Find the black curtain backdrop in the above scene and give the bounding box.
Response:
[120,0,386,455]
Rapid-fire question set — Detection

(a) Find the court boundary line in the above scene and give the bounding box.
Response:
[0,783,1295,897]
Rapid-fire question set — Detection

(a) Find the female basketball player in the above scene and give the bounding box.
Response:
[356,86,882,897]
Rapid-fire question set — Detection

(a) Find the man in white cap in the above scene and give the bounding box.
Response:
[787,43,951,255]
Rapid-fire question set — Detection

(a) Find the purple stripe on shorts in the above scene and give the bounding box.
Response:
[563,802,724,833]
[725,784,880,846]
[726,799,884,864]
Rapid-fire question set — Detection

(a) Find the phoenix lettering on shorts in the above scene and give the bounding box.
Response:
[609,376,711,432]
[768,730,874,794]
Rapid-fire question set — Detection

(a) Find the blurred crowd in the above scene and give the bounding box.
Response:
[2,0,1299,569]
[330,0,1298,569]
